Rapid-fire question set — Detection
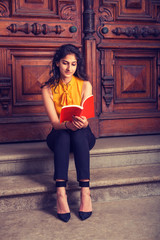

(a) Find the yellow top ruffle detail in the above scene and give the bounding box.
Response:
[50,75,84,117]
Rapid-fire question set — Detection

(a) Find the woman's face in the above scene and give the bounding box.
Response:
[56,54,77,81]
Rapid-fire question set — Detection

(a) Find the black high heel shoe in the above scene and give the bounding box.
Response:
[56,181,70,223]
[78,181,92,221]
[57,213,70,223]
[79,211,92,221]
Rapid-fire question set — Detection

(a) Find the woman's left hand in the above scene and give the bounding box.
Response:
[72,116,88,129]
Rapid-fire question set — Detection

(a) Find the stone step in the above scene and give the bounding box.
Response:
[0,134,160,176]
[1,163,160,213]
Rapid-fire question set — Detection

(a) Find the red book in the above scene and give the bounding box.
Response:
[60,95,95,123]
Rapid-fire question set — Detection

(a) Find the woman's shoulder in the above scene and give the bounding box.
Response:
[83,80,92,90]
[74,76,91,86]
[82,80,92,97]
[42,85,53,98]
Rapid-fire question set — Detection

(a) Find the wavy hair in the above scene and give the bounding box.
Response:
[41,44,88,88]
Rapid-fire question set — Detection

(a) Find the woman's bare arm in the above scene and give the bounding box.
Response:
[42,86,78,131]
[81,81,92,103]
[42,86,66,130]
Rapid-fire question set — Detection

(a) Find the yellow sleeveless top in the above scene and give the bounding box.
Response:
[50,75,84,117]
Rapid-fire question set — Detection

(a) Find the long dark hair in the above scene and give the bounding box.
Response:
[41,44,88,88]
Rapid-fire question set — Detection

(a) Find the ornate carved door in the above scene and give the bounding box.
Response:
[0,0,160,142]
[92,0,160,137]
[0,0,82,142]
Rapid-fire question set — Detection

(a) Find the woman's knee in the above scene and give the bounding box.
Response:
[47,129,70,151]
[71,129,88,148]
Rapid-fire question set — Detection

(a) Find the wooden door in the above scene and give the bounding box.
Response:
[91,0,160,137]
[0,0,82,142]
[0,0,160,142]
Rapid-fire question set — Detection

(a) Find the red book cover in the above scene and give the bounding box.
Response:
[60,95,95,123]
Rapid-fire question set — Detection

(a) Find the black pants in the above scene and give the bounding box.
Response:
[47,125,96,181]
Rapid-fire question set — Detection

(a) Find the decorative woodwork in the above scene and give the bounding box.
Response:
[11,50,52,112]
[98,6,113,22]
[97,23,160,41]
[7,23,65,35]
[11,0,76,19]
[126,0,142,9]
[100,50,114,109]
[96,6,113,41]
[95,0,160,137]
[0,0,160,141]
[0,1,10,17]
[158,52,160,111]
[114,51,156,107]
[60,4,76,20]
[100,0,159,22]
[83,0,98,137]
[69,26,77,33]
[102,77,114,108]
[83,0,95,40]
[112,26,160,38]
[0,0,82,142]
[12,0,58,17]
[0,77,11,114]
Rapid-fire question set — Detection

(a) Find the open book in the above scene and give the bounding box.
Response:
[60,95,95,123]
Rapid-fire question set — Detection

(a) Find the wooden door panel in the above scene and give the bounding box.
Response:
[114,51,156,108]
[99,0,158,21]
[99,117,160,137]
[0,48,12,117]
[101,49,157,113]
[94,0,160,137]
[12,0,73,18]
[12,51,52,114]
[0,0,82,142]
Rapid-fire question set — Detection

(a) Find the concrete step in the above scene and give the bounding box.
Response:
[0,164,160,213]
[0,196,160,240]
[0,134,160,176]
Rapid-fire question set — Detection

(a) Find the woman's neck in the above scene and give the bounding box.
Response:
[61,76,72,85]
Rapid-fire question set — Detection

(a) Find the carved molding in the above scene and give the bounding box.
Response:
[126,0,142,9]
[99,6,113,22]
[157,7,160,23]
[83,0,95,40]
[7,23,65,35]
[60,4,76,20]
[0,77,11,112]
[26,0,44,3]
[101,0,160,22]
[112,26,160,38]
[96,6,113,41]
[12,0,77,19]
[0,1,10,17]
[12,0,57,17]
[102,77,114,108]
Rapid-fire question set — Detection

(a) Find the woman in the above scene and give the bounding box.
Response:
[42,44,96,222]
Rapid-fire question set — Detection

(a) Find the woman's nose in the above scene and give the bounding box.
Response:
[67,63,71,70]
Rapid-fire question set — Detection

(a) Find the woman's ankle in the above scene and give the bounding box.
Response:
[56,191,70,214]
[79,187,92,212]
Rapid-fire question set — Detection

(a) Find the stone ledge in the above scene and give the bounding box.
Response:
[1,163,160,197]
[1,135,160,176]
[0,134,160,162]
